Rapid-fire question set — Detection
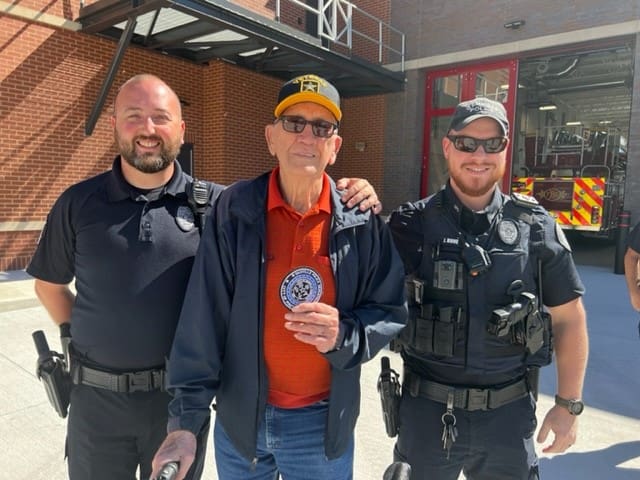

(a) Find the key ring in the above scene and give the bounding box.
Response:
[441,411,457,425]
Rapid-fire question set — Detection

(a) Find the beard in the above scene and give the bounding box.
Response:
[448,161,505,198]
[116,133,181,174]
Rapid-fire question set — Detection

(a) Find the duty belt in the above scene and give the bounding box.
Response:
[72,364,165,393]
[404,371,529,411]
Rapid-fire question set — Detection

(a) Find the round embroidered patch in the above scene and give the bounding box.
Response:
[280,267,323,310]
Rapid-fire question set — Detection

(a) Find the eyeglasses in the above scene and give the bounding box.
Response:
[446,135,508,153]
[277,115,338,138]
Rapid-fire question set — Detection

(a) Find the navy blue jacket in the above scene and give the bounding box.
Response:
[167,171,407,461]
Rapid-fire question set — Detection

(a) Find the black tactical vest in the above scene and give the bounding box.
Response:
[398,190,551,385]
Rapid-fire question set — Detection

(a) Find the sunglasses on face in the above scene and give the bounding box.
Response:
[277,115,338,138]
[446,135,508,153]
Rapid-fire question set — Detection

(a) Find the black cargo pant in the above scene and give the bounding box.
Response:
[66,384,209,480]
[394,391,539,480]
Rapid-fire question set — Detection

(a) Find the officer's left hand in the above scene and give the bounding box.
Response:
[536,405,579,453]
[284,302,340,353]
[336,178,382,214]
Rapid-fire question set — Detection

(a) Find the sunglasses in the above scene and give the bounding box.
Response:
[447,135,508,153]
[277,115,338,138]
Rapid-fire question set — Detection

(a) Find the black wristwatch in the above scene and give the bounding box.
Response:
[554,395,585,415]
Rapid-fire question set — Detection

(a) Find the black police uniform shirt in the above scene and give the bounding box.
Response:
[27,158,213,371]
[388,182,585,386]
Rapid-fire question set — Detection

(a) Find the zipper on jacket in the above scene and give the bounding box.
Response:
[253,232,267,469]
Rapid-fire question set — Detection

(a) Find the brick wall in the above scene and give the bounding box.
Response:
[235,0,277,18]
[0,232,40,272]
[199,63,281,185]
[383,69,425,210]
[0,11,387,270]
[382,0,640,212]
[330,94,385,189]
[13,0,82,21]
[392,0,640,60]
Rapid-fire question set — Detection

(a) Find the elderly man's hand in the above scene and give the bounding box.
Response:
[336,178,382,214]
[150,430,196,480]
[284,302,341,353]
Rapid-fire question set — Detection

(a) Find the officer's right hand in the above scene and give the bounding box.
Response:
[150,430,196,480]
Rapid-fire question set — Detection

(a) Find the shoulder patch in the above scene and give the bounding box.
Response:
[555,223,572,252]
[511,192,539,209]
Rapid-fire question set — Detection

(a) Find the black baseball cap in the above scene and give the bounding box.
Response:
[274,74,342,122]
[448,97,509,135]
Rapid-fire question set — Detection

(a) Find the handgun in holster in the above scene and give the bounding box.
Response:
[33,328,72,418]
[377,356,401,438]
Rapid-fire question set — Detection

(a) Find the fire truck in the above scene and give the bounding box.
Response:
[511,125,626,236]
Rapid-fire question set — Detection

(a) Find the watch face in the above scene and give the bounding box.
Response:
[555,395,585,415]
[569,400,585,415]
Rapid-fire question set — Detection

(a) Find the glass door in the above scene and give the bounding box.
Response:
[421,60,517,197]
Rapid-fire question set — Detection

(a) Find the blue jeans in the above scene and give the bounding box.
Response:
[214,401,354,480]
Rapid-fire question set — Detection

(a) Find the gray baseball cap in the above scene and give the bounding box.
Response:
[448,97,509,135]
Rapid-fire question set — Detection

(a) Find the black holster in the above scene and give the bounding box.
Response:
[33,330,72,418]
[377,356,401,438]
[526,366,540,401]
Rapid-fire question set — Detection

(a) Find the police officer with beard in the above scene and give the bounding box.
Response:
[387,98,589,479]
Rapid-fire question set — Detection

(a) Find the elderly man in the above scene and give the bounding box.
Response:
[151,74,407,480]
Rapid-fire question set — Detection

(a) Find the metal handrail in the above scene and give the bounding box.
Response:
[274,0,404,71]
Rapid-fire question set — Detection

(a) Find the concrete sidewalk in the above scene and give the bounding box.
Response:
[1,251,639,479]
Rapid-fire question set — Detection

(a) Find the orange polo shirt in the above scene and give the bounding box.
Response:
[264,167,336,408]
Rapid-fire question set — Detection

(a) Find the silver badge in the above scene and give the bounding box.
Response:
[497,220,519,245]
[175,205,195,232]
[280,267,323,310]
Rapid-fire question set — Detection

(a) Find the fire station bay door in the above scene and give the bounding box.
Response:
[421,60,517,198]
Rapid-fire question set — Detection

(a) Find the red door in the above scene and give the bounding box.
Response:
[421,60,518,198]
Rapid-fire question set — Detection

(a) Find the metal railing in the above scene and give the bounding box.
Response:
[273,0,404,71]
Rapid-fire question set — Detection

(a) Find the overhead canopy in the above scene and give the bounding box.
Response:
[77,0,406,134]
